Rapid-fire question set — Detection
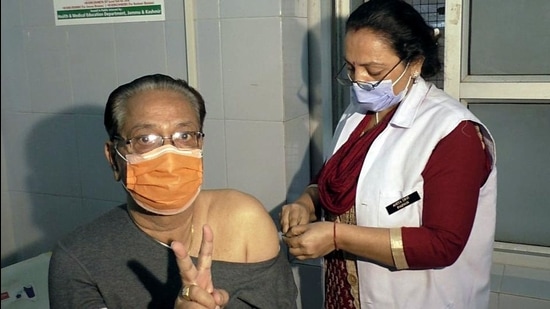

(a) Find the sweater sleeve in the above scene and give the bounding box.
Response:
[211,249,298,309]
[48,242,108,309]
[400,121,491,269]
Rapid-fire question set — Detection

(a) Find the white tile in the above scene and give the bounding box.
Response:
[23,25,67,61]
[1,1,21,28]
[24,27,73,113]
[202,119,227,189]
[165,20,188,79]
[221,18,283,121]
[225,120,285,212]
[165,0,184,21]
[195,0,220,20]
[9,192,82,261]
[1,184,17,267]
[67,24,118,108]
[284,115,311,201]
[282,17,309,121]
[1,23,31,113]
[75,114,126,202]
[9,192,120,263]
[1,138,7,194]
[2,112,81,196]
[282,0,308,18]
[20,0,54,27]
[196,19,224,119]
[220,0,281,18]
[498,293,550,309]
[114,22,167,83]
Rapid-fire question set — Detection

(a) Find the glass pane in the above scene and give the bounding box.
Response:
[469,0,550,75]
[469,103,550,247]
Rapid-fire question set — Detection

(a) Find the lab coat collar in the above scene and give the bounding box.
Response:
[390,77,432,129]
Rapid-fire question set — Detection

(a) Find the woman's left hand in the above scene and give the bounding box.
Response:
[282,221,335,260]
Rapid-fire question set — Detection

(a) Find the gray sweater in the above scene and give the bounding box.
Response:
[48,205,298,309]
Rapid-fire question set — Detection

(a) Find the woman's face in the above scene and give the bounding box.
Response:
[105,89,201,181]
[120,89,200,149]
[344,28,422,95]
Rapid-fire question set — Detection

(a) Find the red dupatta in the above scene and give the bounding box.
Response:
[317,109,396,216]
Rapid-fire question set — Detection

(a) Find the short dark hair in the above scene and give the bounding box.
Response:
[346,0,441,78]
[104,74,206,140]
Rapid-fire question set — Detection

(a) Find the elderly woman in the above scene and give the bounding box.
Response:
[49,74,298,309]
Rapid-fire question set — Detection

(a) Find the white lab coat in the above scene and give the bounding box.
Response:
[328,78,497,308]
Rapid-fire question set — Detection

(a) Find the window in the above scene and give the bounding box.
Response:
[329,0,550,250]
[445,0,550,249]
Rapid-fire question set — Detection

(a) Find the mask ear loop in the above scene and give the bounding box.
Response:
[391,62,410,86]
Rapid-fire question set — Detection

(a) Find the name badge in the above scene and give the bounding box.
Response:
[385,191,421,215]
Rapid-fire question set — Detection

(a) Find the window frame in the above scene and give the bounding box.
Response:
[445,0,550,262]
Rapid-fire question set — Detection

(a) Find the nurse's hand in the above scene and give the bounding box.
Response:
[282,221,335,260]
[172,224,229,308]
[280,185,319,234]
[280,201,314,234]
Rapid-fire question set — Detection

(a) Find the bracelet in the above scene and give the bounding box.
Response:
[306,183,318,190]
[333,221,339,251]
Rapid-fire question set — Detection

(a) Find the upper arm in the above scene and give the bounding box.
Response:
[49,244,106,309]
[402,121,490,268]
[229,191,281,262]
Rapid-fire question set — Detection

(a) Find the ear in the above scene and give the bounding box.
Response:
[411,57,425,77]
[104,142,121,182]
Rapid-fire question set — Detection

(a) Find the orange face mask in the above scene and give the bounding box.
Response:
[119,145,203,215]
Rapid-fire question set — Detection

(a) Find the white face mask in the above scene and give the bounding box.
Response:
[351,63,411,113]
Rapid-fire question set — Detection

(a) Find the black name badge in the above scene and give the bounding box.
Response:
[385,191,421,215]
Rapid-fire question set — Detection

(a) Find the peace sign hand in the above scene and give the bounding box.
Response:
[172,224,229,309]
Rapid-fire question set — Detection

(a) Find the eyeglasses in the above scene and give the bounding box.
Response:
[335,59,403,91]
[114,131,205,154]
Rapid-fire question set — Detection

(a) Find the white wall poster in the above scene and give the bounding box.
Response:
[54,0,166,26]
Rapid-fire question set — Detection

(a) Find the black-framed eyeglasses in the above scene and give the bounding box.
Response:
[335,59,403,91]
[114,131,205,154]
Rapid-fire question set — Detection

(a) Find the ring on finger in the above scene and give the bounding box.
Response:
[180,283,197,301]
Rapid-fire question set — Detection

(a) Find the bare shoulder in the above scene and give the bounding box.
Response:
[201,189,280,262]
[203,189,269,217]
